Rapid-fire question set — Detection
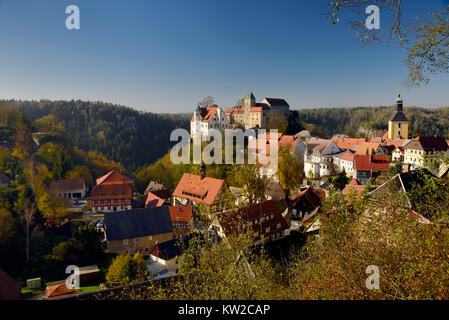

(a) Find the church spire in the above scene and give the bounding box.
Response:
[395,90,403,112]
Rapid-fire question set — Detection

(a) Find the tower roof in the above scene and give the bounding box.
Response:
[390,111,408,122]
[243,92,255,100]
[396,90,403,103]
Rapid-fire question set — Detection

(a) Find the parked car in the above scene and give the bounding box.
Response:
[72,198,80,205]
[96,221,104,229]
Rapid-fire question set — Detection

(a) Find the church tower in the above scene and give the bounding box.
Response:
[242,92,256,129]
[388,91,408,139]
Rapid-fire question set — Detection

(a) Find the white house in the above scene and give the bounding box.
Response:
[191,105,230,138]
[403,136,448,170]
[304,138,343,178]
[340,152,355,176]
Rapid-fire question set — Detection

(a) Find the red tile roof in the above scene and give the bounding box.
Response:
[96,170,133,186]
[168,206,193,223]
[332,137,365,150]
[354,154,390,172]
[145,192,166,208]
[353,141,381,155]
[225,106,244,115]
[292,186,322,209]
[90,183,134,200]
[191,106,222,122]
[349,178,361,185]
[340,152,355,162]
[173,173,224,206]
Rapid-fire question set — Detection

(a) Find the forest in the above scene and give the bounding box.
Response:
[0,99,190,171]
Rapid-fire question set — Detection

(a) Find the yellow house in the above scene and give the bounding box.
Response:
[388,92,408,139]
[104,207,174,255]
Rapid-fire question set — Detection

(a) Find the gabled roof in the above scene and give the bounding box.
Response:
[144,181,171,199]
[172,173,225,206]
[403,136,448,151]
[354,154,389,172]
[292,186,322,209]
[191,106,223,123]
[215,200,289,242]
[350,178,361,185]
[0,268,21,300]
[151,232,204,261]
[263,98,290,107]
[369,169,437,214]
[383,138,407,148]
[50,179,85,191]
[306,137,340,156]
[353,141,381,155]
[145,192,166,208]
[332,137,366,150]
[340,152,355,162]
[0,172,10,184]
[105,207,173,241]
[168,206,193,223]
[90,183,134,200]
[96,170,133,186]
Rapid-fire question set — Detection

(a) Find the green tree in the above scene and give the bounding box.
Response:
[105,253,149,287]
[267,113,288,134]
[332,171,350,190]
[53,224,105,265]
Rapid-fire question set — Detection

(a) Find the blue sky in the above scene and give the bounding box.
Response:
[0,0,448,113]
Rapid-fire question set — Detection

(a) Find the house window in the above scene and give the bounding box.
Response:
[123,239,128,245]
[148,236,152,240]
[135,238,139,243]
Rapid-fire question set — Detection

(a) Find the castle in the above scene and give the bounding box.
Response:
[190,92,291,138]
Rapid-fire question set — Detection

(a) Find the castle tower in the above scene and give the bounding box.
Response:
[242,92,256,129]
[388,91,408,139]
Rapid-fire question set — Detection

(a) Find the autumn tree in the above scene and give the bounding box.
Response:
[228,164,271,205]
[37,191,67,219]
[276,146,303,199]
[65,165,93,186]
[105,253,149,287]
